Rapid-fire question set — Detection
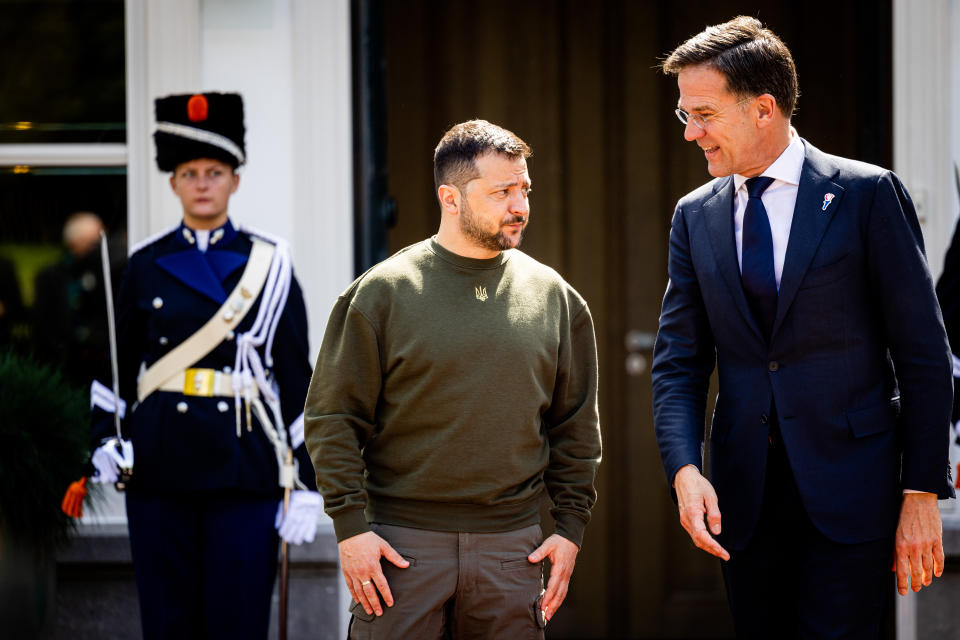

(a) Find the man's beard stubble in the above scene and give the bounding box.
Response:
[458,201,527,252]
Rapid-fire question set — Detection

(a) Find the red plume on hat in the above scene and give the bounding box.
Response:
[186,94,209,122]
[153,92,246,171]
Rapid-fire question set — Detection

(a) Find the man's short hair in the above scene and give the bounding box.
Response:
[662,15,799,118]
[433,120,531,194]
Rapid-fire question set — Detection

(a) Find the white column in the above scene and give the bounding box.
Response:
[125,0,203,248]
[893,0,956,279]
[290,0,355,359]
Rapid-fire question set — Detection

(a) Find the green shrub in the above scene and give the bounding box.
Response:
[0,350,90,547]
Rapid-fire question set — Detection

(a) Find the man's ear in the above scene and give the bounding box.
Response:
[437,184,460,215]
[169,174,177,193]
[755,94,777,128]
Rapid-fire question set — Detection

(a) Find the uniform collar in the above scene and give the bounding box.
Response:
[175,218,238,251]
[159,218,246,303]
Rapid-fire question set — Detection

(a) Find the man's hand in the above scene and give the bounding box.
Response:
[528,533,579,623]
[893,492,944,596]
[338,531,410,616]
[674,464,730,561]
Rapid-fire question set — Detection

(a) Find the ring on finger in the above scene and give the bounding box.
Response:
[361,580,372,586]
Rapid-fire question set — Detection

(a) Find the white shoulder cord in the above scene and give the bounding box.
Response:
[229,227,299,487]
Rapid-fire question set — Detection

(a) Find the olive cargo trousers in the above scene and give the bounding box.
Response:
[347,522,546,639]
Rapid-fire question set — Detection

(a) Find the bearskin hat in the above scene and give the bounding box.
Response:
[153,92,246,172]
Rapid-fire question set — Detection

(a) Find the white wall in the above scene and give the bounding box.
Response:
[200,0,296,244]
[893,0,960,280]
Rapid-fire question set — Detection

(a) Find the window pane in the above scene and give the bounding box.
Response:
[0,0,125,143]
[0,167,127,388]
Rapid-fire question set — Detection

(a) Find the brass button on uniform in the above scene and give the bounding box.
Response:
[152,297,164,309]
[768,361,779,372]
[176,401,188,414]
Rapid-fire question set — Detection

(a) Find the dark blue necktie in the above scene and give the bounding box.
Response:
[741,176,777,342]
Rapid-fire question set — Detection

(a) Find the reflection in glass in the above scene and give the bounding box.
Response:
[0,166,127,389]
[0,0,125,143]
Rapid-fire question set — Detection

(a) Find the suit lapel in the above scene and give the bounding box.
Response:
[703,177,765,342]
[772,141,845,338]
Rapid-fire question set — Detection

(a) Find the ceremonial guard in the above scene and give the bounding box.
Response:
[87,92,321,639]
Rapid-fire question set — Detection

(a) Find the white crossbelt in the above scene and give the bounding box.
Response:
[137,238,275,402]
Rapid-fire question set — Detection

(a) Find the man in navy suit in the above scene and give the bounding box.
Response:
[651,16,955,638]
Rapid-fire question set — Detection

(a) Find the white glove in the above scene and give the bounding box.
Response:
[91,438,134,484]
[275,490,323,545]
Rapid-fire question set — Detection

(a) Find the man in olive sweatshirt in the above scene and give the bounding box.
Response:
[304,120,602,639]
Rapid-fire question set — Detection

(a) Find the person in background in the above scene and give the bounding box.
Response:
[88,92,322,639]
[33,211,111,385]
[0,255,24,347]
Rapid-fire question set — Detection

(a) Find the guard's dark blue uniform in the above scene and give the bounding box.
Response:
[91,218,316,639]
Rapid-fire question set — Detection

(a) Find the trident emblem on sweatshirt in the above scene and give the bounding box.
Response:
[475,285,488,301]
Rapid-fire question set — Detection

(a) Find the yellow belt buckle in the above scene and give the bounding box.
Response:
[183,368,215,397]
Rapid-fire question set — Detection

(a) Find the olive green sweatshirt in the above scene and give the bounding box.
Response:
[304,237,601,546]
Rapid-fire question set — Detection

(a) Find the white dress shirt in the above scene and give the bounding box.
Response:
[732,130,805,287]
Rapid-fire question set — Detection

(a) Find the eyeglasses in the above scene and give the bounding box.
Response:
[675,97,755,130]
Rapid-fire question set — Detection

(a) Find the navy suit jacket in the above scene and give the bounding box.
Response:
[652,140,955,550]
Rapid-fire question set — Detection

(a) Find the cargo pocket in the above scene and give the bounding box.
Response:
[499,556,543,596]
[533,593,547,629]
[347,600,376,639]
[501,557,538,571]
